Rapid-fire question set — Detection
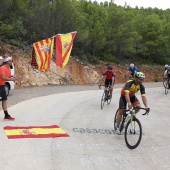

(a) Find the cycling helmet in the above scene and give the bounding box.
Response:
[107,65,113,70]
[130,63,134,68]
[135,72,145,79]
[165,64,169,68]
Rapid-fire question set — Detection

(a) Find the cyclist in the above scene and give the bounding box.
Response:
[125,63,138,80]
[163,64,169,78]
[165,64,169,71]
[164,65,170,88]
[98,65,115,99]
[116,72,149,134]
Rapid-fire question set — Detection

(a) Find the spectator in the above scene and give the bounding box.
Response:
[0,56,21,120]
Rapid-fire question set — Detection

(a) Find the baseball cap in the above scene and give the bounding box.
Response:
[4,56,12,62]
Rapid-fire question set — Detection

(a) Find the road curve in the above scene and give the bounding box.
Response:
[0,82,169,170]
[6,82,163,108]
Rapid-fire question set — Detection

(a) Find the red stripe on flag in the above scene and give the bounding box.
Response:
[4,125,60,130]
[7,133,69,139]
[56,35,62,68]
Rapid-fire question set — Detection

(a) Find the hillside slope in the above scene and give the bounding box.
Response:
[0,43,163,89]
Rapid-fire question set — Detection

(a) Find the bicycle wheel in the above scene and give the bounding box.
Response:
[163,77,167,88]
[114,109,125,133]
[165,81,169,95]
[101,90,106,109]
[107,96,111,105]
[124,117,142,149]
[106,89,111,104]
[114,109,119,130]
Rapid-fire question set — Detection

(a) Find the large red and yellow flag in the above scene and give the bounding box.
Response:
[31,37,54,72]
[56,31,77,68]
[4,125,69,139]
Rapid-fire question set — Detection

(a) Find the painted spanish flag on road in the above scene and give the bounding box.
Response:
[4,125,69,139]
[56,31,77,68]
[32,37,54,72]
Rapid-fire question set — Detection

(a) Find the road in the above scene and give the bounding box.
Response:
[0,82,170,170]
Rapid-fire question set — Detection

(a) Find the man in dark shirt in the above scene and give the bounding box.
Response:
[0,56,21,120]
[99,65,115,99]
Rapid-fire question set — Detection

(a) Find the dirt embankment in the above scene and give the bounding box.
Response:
[0,43,163,89]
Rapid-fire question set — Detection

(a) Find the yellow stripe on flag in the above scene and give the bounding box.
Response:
[5,128,66,136]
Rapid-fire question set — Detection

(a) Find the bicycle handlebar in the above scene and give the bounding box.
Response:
[99,85,111,87]
[126,106,150,115]
[142,108,150,115]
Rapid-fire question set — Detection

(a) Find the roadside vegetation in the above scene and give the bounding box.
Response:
[0,0,170,65]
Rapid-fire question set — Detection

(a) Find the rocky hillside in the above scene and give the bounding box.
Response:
[0,43,163,89]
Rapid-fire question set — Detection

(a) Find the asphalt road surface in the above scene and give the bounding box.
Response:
[0,82,170,170]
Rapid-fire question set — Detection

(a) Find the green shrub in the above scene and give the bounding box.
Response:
[100,53,119,63]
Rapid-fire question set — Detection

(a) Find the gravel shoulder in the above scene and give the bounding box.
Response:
[4,82,163,110]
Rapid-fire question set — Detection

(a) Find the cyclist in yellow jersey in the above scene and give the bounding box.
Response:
[116,72,149,134]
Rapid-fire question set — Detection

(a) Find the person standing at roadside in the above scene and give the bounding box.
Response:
[0,56,21,120]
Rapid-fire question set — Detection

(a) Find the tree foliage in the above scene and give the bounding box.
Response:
[0,0,170,64]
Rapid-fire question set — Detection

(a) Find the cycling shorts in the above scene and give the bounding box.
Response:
[0,85,7,101]
[119,95,140,109]
[105,78,112,86]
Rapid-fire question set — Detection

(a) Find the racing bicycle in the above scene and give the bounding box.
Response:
[114,106,149,149]
[163,77,170,95]
[100,85,112,109]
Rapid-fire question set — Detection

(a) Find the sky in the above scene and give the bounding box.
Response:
[92,0,170,10]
